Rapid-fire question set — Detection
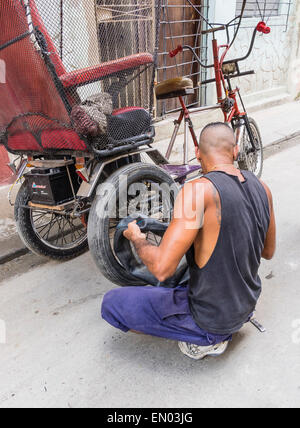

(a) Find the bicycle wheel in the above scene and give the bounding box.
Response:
[87,163,178,287]
[14,183,88,260]
[238,117,263,178]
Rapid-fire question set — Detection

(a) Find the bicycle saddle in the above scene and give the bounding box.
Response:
[114,215,190,288]
[155,77,194,100]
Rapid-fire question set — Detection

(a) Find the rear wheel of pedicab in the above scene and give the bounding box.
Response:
[238,117,263,178]
[14,183,88,260]
[87,163,178,287]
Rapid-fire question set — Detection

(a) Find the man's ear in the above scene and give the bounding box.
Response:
[233,144,240,161]
[195,146,201,161]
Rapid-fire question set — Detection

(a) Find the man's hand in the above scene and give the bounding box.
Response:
[120,179,205,282]
[123,221,146,242]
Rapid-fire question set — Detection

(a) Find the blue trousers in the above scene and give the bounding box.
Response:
[101,286,232,346]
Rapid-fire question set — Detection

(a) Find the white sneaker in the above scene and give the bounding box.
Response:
[178,340,229,360]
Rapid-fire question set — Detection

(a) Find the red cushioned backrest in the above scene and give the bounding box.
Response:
[41,130,87,151]
[0,0,75,153]
[7,132,42,152]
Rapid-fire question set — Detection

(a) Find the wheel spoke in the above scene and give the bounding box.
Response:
[66,217,76,242]
[31,209,86,250]
[39,214,55,237]
[45,214,58,241]
[55,216,66,246]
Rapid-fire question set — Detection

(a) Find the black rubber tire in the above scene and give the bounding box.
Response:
[238,117,264,178]
[87,163,177,286]
[14,183,88,260]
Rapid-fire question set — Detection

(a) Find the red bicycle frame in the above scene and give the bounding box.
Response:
[166,19,269,163]
[212,39,246,123]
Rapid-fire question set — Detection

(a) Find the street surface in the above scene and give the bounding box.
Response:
[0,140,300,408]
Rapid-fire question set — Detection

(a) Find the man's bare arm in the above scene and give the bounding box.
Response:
[260,180,276,260]
[123,179,205,282]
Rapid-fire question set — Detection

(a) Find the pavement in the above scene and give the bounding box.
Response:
[0,100,300,265]
[0,134,299,408]
[251,101,300,147]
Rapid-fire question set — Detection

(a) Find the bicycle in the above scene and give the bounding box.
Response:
[155,1,271,179]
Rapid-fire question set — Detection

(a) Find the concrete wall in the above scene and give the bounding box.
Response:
[36,0,100,71]
[206,0,299,107]
[36,0,101,98]
[287,0,300,98]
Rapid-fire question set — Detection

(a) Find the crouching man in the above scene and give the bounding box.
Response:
[101,122,276,360]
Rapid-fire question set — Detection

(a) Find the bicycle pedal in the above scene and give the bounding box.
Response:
[250,317,266,333]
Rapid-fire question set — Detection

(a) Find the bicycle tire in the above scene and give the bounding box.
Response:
[238,117,263,178]
[87,163,177,287]
[14,183,88,260]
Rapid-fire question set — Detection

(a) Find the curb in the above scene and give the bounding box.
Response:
[0,246,29,265]
[0,131,299,266]
[265,131,300,148]
[263,131,300,160]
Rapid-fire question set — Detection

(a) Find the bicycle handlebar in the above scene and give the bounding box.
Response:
[168,19,270,67]
[201,25,226,35]
[170,23,259,69]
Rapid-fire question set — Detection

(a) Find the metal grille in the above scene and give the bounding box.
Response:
[96,0,158,111]
[236,0,293,31]
[156,0,209,118]
[236,0,281,17]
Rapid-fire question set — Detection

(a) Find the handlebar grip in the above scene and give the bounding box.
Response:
[201,25,226,35]
[169,45,183,58]
[256,21,271,34]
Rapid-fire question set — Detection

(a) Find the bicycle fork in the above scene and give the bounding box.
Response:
[233,115,257,154]
[234,89,257,153]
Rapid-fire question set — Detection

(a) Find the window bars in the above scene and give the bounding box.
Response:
[156,0,209,118]
[236,0,293,31]
[96,0,158,112]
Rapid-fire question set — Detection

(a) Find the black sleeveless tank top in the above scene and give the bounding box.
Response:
[186,170,270,335]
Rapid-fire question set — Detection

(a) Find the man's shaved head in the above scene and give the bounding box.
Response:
[199,122,236,156]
